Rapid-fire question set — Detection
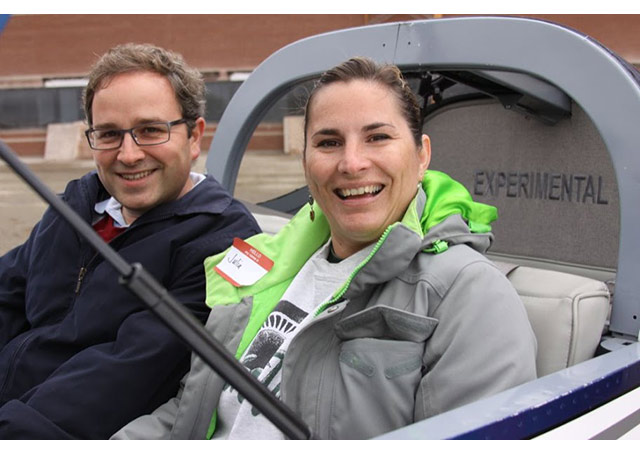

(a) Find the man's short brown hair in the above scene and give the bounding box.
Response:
[83,43,205,131]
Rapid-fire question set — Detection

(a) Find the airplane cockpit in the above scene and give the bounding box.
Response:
[206,16,640,439]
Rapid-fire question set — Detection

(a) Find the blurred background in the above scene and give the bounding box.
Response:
[1,13,639,253]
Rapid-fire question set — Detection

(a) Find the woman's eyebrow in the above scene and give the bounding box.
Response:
[311,123,394,138]
[363,122,393,132]
[311,128,340,138]
[92,122,119,130]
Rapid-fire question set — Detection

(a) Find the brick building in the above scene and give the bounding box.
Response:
[1,14,639,156]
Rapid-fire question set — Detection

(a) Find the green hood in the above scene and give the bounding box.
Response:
[421,170,497,234]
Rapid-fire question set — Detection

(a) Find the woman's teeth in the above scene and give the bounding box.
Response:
[338,185,382,198]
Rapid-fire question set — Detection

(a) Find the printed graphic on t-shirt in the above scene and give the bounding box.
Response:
[222,299,308,416]
[214,241,373,439]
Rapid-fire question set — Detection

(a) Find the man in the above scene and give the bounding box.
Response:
[0,43,260,439]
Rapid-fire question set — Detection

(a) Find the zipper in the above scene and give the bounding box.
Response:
[314,222,396,316]
[423,239,449,254]
[75,266,88,294]
[71,209,166,295]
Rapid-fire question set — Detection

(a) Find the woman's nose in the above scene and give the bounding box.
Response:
[337,141,370,175]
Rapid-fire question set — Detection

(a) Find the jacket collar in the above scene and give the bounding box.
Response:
[73,171,232,225]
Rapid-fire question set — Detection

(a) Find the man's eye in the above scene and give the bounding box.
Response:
[138,126,163,135]
[136,125,168,140]
[96,130,120,140]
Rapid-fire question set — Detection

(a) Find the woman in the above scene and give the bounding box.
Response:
[113,57,537,440]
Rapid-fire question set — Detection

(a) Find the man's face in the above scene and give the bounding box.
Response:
[90,70,204,224]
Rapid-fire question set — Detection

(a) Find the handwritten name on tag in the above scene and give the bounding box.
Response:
[215,238,274,287]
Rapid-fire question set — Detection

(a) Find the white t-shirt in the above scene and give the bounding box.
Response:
[213,240,375,439]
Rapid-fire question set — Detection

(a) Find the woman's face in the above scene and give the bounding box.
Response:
[304,80,431,258]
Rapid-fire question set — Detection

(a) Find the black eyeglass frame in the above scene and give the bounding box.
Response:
[84,118,189,151]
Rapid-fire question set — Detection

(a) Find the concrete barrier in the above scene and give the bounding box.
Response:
[283,115,304,155]
[44,121,92,160]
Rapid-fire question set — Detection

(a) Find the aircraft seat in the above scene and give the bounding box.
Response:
[495,261,610,377]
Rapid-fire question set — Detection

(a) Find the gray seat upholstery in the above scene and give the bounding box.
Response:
[252,212,290,235]
[496,262,611,377]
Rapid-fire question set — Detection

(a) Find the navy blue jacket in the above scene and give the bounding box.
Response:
[0,171,260,439]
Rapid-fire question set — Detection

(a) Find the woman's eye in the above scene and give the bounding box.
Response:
[369,133,390,142]
[316,139,340,148]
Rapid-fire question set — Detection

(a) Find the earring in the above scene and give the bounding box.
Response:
[308,194,315,222]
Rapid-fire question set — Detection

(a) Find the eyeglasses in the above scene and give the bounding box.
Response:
[85,119,188,151]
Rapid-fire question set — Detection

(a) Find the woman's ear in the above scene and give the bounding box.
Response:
[418,134,432,178]
[302,151,309,182]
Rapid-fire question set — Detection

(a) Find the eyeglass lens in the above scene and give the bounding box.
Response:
[89,122,171,149]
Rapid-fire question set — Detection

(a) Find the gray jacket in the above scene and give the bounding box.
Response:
[113,173,537,440]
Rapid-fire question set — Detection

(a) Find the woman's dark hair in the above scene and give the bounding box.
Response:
[303,57,423,151]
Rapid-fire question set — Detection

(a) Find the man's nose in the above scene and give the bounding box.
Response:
[116,132,145,165]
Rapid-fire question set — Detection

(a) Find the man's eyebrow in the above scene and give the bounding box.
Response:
[134,117,165,125]
[92,118,165,129]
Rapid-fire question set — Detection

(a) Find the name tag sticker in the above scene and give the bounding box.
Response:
[215,238,274,287]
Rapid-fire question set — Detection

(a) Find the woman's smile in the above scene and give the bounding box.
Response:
[335,184,384,200]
